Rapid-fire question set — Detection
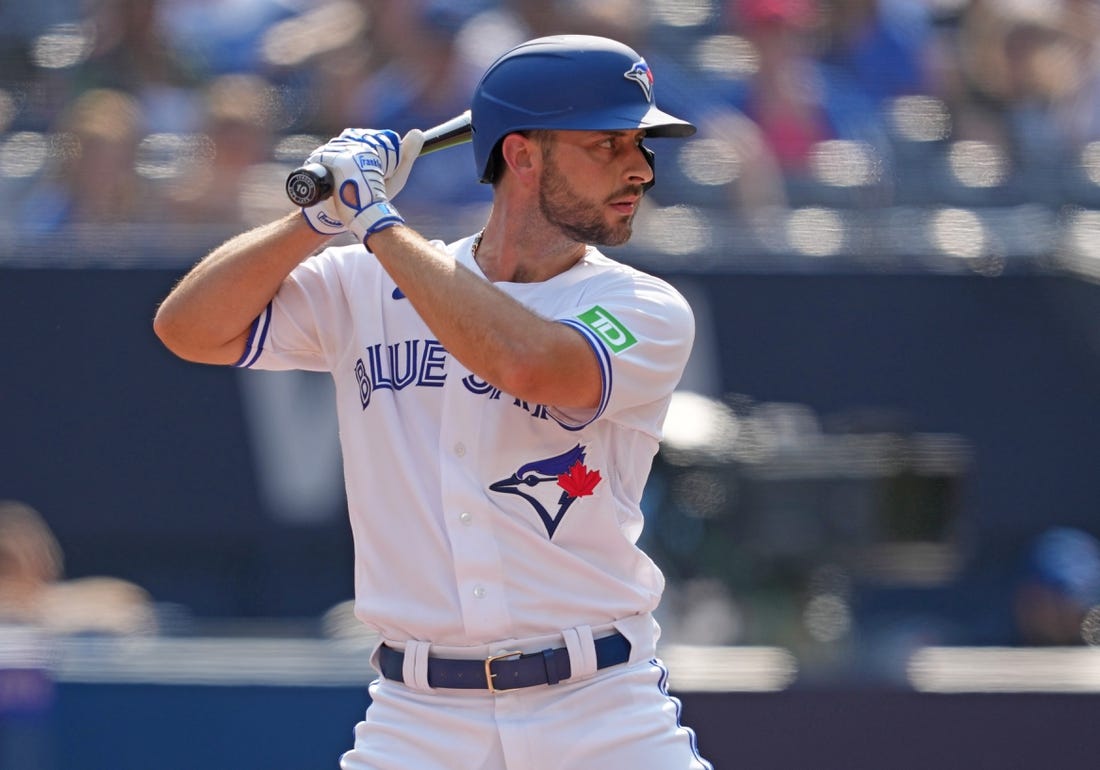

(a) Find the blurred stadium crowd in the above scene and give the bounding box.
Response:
[2,0,1100,269]
[5,0,1100,685]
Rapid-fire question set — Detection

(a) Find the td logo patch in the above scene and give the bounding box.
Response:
[577,305,637,354]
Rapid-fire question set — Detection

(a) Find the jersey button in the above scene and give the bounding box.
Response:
[454,442,467,457]
[473,586,486,599]
[459,511,472,525]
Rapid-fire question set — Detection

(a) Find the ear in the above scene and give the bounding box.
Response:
[500,133,541,185]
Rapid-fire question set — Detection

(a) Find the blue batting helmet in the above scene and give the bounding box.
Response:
[470,35,696,183]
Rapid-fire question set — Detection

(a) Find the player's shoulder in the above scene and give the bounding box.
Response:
[580,248,692,309]
[581,248,673,284]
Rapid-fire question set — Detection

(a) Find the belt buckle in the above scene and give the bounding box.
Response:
[485,649,522,694]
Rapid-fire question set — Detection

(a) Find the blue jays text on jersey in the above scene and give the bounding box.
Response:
[353,337,551,421]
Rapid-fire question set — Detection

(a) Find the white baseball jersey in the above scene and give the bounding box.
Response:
[235,234,694,647]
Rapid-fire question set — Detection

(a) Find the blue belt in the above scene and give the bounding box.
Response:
[377,631,632,693]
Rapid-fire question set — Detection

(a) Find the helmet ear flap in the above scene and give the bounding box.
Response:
[482,142,504,185]
[642,144,655,192]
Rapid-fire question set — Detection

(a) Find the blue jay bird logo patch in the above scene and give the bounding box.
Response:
[489,444,602,538]
[624,59,654,102]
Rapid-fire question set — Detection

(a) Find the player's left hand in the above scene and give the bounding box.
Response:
[315,129,406,244]
[309,128,424,198]
[304,128,425,244]
[387,129,424,198]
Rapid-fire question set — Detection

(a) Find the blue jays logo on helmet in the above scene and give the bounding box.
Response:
[624,59,654,103]
[489,444,602,538]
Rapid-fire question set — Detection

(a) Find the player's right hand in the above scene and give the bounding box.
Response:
[300,129,399,236]
[301,196,347,236]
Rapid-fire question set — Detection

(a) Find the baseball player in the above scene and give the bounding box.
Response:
[154,35,711,770]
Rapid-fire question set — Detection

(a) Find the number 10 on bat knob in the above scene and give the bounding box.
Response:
[286,163,333,208]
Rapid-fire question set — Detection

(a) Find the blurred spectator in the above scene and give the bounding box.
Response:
[16,87,156,232]
[942,1,1060,156]
[712,0,935,208]
[854,525,1100,672]
[0,501,63,623]
[168,72,280,225]
[0,500,157,635]
[74,0,203,131]
[1053,0,1100,151]
[459,0,587,65]
[258,0,375,133]
[356,0,486,137]
[344,0,494,217]
[1012,526,1100,646]
[723,0,834,174]
[816,0,933,107]
[940,0,1100,182]
[156,0,301,79]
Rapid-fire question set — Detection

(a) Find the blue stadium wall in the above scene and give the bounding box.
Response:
[4,266,1100,618]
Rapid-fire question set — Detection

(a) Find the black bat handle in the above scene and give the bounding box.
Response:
[286,163,333,208]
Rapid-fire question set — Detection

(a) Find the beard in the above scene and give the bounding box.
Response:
[537,154,642,247]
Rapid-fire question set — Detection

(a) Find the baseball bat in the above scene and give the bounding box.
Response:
[285,110,473,208]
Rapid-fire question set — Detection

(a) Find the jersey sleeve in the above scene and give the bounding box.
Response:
[550,271,695,433]
[234,245,360,372]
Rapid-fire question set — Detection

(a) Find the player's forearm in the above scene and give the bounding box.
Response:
[367,226,601,409]
[154,212,329,365]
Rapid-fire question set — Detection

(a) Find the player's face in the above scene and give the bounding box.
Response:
[536,130,651,247]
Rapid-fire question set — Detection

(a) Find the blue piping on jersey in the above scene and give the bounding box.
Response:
[234,302,272,369]
[555,319,613,431]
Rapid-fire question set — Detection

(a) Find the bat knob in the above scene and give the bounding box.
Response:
[285,163,333,207]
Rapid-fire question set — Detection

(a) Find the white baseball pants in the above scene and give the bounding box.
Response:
[338,657,712,770]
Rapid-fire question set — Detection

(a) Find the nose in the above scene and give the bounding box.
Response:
[629,143,656,191]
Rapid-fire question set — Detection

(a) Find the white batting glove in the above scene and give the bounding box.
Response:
[301,196,347,236]
[316,130,405,243]
[300,135,359,235]
[299,128,423,236]
[309,128,425,196]
[387,129,424,198]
